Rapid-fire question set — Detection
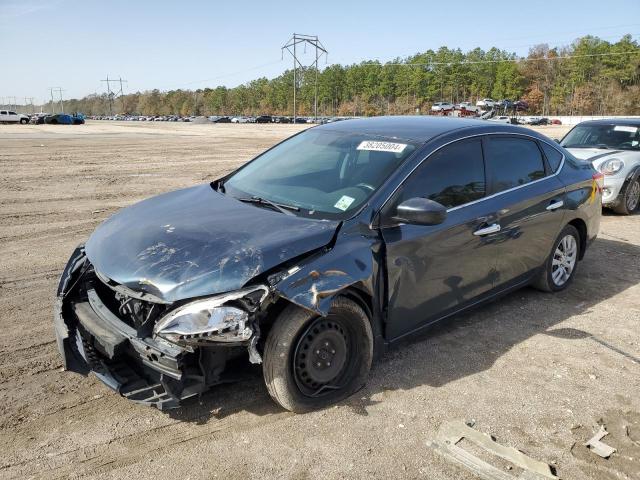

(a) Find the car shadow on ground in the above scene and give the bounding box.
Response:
[167,236,639,423]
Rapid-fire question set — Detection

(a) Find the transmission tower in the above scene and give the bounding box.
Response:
[282,34,327,122]
[101,76,128,115]
[48,88,63,113]
[24,97,35,114]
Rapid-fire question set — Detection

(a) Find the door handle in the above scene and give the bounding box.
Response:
[473,223,501,236]
[546,200,564,211]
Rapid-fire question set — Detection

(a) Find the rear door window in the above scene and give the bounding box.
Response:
[484,137,546,194]
[540,142,563,172]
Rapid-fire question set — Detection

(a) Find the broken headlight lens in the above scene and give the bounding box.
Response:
[153,286,268,346]
[154,299,256,346]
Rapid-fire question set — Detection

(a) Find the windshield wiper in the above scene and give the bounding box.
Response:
[237,196,299,216]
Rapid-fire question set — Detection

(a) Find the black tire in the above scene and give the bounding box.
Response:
[20,118,28,124]
[612,178,640,215]
[532,224,580,292]
[263,297,373,413]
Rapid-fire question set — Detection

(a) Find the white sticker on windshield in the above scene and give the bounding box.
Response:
[613,125,638,133]
[334,195,355,211]
[357,140,407,153]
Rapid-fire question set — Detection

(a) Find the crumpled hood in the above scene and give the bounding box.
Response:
[85,184,339,302]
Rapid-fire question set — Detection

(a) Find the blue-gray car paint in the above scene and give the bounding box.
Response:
[80,118,600,347]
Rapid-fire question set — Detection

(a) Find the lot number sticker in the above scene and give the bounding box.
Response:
[357,140,407,153]
[334,195,355,211]
[613,125,638,133]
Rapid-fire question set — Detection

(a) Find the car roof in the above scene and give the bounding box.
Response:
[575,118,640,126]
[314,115,493,142]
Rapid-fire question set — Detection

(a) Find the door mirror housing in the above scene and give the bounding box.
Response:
[393,197,447,226]
[554,138,561,143]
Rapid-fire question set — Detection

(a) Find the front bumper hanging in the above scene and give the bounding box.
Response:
[54,247,207,409]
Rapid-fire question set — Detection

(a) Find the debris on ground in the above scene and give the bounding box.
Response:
[427,420,558,479]
[584,425,617,459]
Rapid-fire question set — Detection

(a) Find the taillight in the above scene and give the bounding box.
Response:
[592,172,604,192]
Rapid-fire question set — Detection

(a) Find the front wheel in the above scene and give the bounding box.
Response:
[263,297,373,413]
[20,118,28,124]
[532,224,580,292]
[613,179,640,215]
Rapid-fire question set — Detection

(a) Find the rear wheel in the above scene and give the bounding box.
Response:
[20,118,28,124]
[263,297,373,413]
[533,224,580,292]
[613,179,640,215]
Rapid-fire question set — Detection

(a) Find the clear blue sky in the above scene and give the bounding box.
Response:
[1,0,638,104]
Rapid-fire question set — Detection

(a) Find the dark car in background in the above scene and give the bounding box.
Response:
[55,117,601,412]
[255,115,272,123]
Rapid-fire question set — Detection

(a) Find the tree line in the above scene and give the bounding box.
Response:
[54,34,640,117]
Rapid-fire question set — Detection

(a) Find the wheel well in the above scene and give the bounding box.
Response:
[568,218,587,260]
[339,285,373,322]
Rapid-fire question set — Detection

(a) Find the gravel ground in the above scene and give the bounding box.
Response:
[0,121,638,480]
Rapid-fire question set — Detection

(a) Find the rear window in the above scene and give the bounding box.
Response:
[484,137,546,193]
[540,142,563,172]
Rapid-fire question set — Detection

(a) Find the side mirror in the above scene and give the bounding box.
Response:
[393,197,447,226]
[554,138,561,143]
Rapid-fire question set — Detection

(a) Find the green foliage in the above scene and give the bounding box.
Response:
[59,35,640,117]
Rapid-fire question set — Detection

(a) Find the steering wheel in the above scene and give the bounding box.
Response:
[618,141,634,149]
[355,183,375,193]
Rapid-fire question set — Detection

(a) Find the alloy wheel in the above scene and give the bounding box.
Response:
[626,180,640,212]
[552,234,577,286]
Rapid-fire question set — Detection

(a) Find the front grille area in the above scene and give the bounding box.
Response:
[91,272,169,337]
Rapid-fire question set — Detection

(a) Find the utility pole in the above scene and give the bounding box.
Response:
[24,97,35,114]
[57,88,65,113]
[101,75,114,115]
[49,88,62,113]
[281,34,327,123]
[101,76,128,115]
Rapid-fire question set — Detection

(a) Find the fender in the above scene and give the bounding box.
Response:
[625,165,640,184]
[272,225,381,317]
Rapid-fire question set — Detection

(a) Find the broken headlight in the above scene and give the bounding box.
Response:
[153,286,268,346]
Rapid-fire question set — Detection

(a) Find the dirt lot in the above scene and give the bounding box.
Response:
[0,121,638,480]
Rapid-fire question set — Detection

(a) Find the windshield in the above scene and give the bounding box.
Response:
[223,129,418,220]
[561,124,640,151]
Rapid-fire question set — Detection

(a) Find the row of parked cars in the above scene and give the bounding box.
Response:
[431,99,530,114]
[0,111,85,125]
[91,114,351,124]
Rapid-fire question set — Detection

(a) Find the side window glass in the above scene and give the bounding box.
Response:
[484,137,545,194]
[540,142,563,172]
[392,139,486,210]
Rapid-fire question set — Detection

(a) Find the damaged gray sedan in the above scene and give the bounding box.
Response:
[55,117,601,412]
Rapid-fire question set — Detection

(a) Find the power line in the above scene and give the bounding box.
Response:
[350,50,640,68]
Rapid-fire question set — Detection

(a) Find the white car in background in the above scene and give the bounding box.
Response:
[488,116,512,124]
[476,98,495,108]
[561,119,640,214]
[431,102,454,112]
[0,110,30,124]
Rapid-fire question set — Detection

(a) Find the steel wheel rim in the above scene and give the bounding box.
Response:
[552,234,577,286]
[627,181,640,211]
[292,316,354,398]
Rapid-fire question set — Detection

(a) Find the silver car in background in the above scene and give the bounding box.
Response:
[561,119,640,214]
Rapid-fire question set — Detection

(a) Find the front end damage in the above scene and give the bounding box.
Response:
[54,245,273,410]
